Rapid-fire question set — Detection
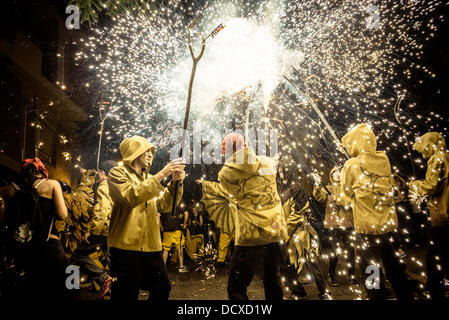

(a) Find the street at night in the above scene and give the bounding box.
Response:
[1,0,449,314]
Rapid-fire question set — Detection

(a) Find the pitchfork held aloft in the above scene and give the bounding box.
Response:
[171,17,225,216]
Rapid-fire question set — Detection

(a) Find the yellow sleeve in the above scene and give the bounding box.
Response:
[201,180,228,199]
[341,160,355,199]
[156,180,184,213]
[410,156,444,196]
[312,186,327,203]
[334,185,350,206]
[217,167,240,199]
[287,201,308,237]
[108,167,164,208]
[92,183,112,232]
[282,197,295,220]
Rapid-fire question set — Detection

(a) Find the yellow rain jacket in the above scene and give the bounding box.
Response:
[107,136,183,252]
[341,124,398,235]
[410,132,449,227]
[283,199,319,273]
[91,180,113,236]
[55,190,94,254]
[203,147,287,246]
[313,168,353,229]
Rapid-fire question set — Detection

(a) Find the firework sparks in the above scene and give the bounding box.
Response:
[75,0,446,174]
[195,243,218,279]
[408,185,429,207]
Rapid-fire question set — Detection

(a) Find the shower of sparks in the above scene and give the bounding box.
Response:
[75,0,447,169]
[408,186,429,207]
[73,3,446,298]
[195,243,218,279]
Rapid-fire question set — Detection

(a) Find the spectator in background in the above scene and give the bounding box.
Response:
[1,158,74,299]
[185,206,204,260]
[161,208,189,273]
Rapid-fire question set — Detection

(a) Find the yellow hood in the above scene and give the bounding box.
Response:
[79,169,97,188]
[413,132,447,159]
[329,167,340,184]
[341,123,377,157]
[223,147,260,175]
[119,136,156,167]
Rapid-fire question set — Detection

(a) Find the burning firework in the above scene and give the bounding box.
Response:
[408,185,429,207]
[195,243,218,279]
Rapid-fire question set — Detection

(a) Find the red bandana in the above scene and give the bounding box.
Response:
[221,133,246,155]
[22,158,49,180]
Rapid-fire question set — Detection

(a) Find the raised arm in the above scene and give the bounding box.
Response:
[312,185,327,203]
[341,160,355,199]
[52,180,68,220]
[108,167,165,208]
[410,155,445,196]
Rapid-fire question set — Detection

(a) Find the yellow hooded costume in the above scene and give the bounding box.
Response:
[282,199,319,273]
[340,124,398,235]
[91,180,113,236]
[54,190,94,255]
[107,136,183,252]
[313,168,354,229]
[410,132,449,227]
[202,147,287,246]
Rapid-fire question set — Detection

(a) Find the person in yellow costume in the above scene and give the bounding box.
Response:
[55,177,94,256]
[197,133,288,300]
[313,167,356,286]
[409,132,449,300]
[278,164,328,299]
[107,136,185,301]
[217,230,234,265]
[161,208,189,273]
[199,177,236,266]
[91,161,117,238]
[82,160,117,299]
[340,123,412,300]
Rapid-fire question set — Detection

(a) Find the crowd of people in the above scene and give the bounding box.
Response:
[0,124,448,301]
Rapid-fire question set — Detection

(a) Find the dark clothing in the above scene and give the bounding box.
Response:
[328,229,355,280]
[160,213,183,232]
[22,239,77,300]
[227,243,283,300]
[357,232,413,300]
[38,196,59,237]
[72,235,109,286]
[7,183,76,300]
[410,211,429,245]
[110,248,171,301]
[425,225,449,300]
[394,202,415,248]
[279,243,325,298]
[280,263,307,297]
[188,217,203,235]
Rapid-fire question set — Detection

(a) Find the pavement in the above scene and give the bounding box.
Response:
[78,244,433,300]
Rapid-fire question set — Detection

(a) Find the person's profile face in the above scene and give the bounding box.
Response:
[332,171,341,182]
[136,149,153,169]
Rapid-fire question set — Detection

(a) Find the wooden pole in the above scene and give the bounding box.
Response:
[171,17,206,216]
